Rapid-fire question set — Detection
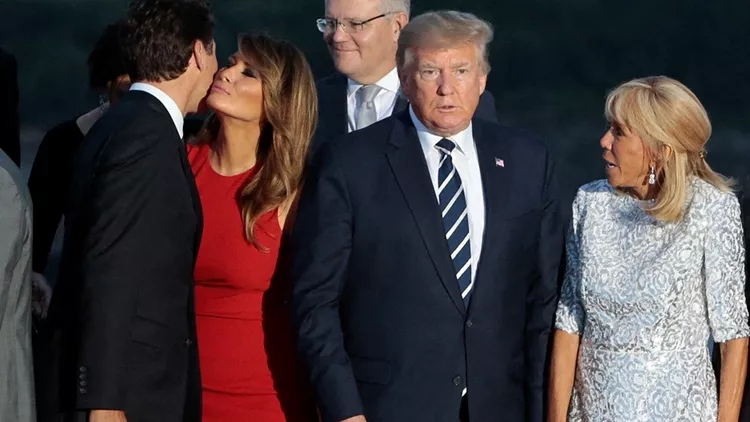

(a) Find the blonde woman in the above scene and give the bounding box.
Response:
[549,76,750,422]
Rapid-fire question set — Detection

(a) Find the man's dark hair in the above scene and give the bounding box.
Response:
[123,0,214,82]
[87,20,128,91]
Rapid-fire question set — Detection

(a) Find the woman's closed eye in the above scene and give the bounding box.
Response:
[241,68,258,78]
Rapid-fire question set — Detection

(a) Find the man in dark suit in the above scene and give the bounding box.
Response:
[48,1,218,421]
[0,47,20,166]
[311,0,497,157]
[291,10,563,422]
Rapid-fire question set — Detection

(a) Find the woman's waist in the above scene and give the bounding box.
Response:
[579,339,710,356]
[195,286,289,319]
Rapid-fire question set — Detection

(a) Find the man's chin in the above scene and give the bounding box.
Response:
[427,118,470,137]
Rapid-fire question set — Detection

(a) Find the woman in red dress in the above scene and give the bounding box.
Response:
[187,33,318,422]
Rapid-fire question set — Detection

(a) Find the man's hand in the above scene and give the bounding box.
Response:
[341,416,366,422]
[31,271,52,319]
[89,410,127,422]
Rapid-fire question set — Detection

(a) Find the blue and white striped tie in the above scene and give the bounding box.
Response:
[435,138,472,305]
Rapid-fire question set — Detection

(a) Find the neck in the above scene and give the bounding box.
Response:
[630,183,659,201]
[138,78,193,116]
[210,117,261,176]
[351,62,396,85]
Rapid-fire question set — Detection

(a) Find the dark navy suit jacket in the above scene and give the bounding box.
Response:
[291,109,563,422]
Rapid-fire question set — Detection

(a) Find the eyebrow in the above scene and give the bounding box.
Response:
[418,62,473,69]
[229,54,253,66]
[324,15,362,21]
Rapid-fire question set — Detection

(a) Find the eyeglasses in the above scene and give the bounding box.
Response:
[316,12,394,34]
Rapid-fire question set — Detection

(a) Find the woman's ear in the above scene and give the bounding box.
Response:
[662,144,673,160]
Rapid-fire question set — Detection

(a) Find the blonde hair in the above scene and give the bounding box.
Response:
[605,76,732,222]
[396,10,493,74]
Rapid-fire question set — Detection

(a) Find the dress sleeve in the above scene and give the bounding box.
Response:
[555,190,584,335]
[705,192,750,343]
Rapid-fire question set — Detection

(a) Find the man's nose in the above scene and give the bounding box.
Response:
[330,23,349,43]
[437,73,456,95]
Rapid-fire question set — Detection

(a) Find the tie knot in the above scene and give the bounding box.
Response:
[436,138,456,154]
[357,84,382,103]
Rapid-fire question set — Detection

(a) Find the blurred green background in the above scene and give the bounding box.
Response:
[2,0,749,200]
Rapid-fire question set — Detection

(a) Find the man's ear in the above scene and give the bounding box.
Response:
[193,40,209,71]
[479,72,487,95]
[398,65,409,94]
[393,12,409,41]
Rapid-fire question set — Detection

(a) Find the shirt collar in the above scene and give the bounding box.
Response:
[346,67,401,98]
[129,82,185,138]
[409,105,473,156]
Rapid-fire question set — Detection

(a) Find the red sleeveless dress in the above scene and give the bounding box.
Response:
[188,143,317,422]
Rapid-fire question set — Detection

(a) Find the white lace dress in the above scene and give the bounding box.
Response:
[556,178,750,421]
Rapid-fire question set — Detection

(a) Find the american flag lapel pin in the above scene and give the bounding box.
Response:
[495,157,505,167]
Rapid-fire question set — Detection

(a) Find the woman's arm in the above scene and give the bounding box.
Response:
[548,330,580,422]
[548,191,586,421]
[718,338,749,422]
[705,193,750,422]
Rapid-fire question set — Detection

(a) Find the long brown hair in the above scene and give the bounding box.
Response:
[198,33,318,249]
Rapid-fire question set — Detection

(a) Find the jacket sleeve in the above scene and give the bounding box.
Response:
[290,142,363,422]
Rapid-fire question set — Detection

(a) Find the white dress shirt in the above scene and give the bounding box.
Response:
[346,67,400,133]
[129,82,185,139]
[409,106,485,283]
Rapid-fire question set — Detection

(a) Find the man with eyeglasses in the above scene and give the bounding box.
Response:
[309,0,497,158]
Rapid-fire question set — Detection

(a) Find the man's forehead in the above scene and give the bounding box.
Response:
[412,46,478,65]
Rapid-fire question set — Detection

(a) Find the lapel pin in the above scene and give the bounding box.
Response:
[495,158,505,167]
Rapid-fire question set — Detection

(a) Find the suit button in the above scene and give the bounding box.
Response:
[185,338,193,346]
[78,374,86,381]
[466,319,474,328]
[79,366,87,373]
[79,388,87,395]
[79,380,88,387]
[453,376,462,386]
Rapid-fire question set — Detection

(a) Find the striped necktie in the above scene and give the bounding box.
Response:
[435,138,473,305]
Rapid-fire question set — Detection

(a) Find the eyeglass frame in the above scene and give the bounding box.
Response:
[316,12,397,34]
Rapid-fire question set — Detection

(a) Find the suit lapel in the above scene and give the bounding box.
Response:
[468,119,514,314]
[393,94,408,114]
[176,143,203,261]
[385,113,466,316]
[138,92,204,260]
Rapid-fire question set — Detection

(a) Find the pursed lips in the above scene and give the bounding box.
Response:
[211,84,230,95]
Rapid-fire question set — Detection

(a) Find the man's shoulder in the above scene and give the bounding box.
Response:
[473,119,549,155]
[332,115,398,149]
[315,73,346,98]
[315,72,346,87]
[312,115,399,169]
[85,99,178,163]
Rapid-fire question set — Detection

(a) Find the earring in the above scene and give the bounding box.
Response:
[648,165,656,185]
